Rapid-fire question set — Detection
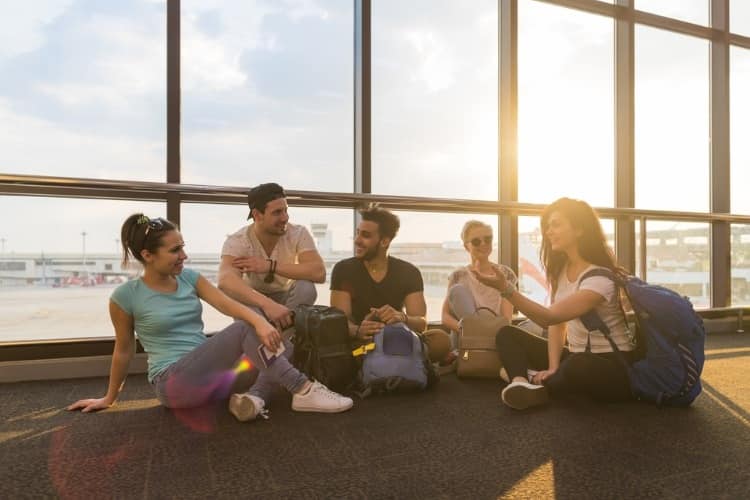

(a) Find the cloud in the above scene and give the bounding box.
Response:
[403,30,456,93]
[0,1,166,138]
[0,97,163,181]
[0,0,74,61]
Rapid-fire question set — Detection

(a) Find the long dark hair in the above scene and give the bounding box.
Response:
[540,198,625,294]
[120,214,177,267]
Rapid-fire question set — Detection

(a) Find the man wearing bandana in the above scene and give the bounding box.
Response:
[218,183,325,331]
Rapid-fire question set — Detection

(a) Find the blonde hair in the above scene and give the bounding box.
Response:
[461,220,492,243]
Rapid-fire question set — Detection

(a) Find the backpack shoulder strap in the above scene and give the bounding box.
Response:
[579,267,618,284]
[576,268,625,354]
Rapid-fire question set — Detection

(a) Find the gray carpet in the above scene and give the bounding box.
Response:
[1,333,749,499]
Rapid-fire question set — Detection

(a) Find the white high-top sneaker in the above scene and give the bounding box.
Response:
[228,393,268,422]
[291,381,354,413]
[501,381,549,410]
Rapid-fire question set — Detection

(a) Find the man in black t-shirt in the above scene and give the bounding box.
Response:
[330,206,450,362]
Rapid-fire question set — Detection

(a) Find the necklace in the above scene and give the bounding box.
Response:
[365,261,386,275]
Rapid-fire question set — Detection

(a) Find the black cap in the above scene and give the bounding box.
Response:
[247,183,286,220]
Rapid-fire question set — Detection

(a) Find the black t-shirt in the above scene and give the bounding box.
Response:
[330,256,424,324]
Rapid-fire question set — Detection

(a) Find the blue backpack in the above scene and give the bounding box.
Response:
[578,269,705,407]
[355,323,438,398]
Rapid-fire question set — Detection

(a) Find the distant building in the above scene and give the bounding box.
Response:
[2,225,750,307]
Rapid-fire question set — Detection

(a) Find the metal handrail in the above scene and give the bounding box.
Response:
[4,173,750,223]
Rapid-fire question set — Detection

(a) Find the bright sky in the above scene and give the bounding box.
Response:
[1,0,749,255]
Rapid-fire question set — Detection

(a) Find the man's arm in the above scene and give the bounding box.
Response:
[330,289,358,338]
[217,255,294,328]
[218,255,275,308]
[275,249,326,283]
[402,291,427,333]
[331,289,383,340]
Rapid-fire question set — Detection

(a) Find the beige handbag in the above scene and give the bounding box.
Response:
[456,307,509,378]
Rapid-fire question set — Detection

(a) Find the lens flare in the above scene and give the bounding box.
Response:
[163,356,257,433]
[234,356,253,374]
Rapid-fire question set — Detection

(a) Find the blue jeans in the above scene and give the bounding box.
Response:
[246,279,317,404]
[152,319,308,409]
[263,279,317,310]
[448,283,479,319]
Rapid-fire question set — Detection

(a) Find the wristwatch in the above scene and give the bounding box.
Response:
[500,282,516,299]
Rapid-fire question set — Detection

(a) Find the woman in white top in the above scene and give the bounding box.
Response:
[441,221,516,334]
[473,198,636,410]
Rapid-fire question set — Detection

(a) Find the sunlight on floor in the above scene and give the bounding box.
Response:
[104,398,161,413]
[501,459,555,499]
[702,387,750,429]
[0,430,34,444]
[7,407,63,423]
[19,425,68,443]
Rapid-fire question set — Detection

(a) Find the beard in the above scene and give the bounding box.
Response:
[356,245,379,261]
[265,223,288,236]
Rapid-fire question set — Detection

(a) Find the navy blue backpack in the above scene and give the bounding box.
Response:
[578,269,706,407]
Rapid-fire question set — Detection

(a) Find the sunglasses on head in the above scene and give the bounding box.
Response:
[139,216,168,237]
[469,235,493,247]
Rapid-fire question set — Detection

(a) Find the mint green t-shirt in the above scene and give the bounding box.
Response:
[110,268,206,382]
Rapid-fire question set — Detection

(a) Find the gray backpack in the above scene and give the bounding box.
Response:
[357,323,438,397]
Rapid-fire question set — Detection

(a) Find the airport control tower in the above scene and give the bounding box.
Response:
[310,222,332,256]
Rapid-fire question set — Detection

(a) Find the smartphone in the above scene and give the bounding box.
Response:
[257,343,286,368]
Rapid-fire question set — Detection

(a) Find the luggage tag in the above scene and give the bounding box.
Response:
[257,343,286,368]
[352,343,376,357]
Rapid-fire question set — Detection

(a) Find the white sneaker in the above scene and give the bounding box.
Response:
[526,369,539,383]
[228,393,268,422]
[291,381,354,413]
[501,380,549,410]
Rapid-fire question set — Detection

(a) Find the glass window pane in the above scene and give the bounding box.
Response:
[518,2,614,206]
[731,47,750,214]
[731,224,750,305]
[181,1,353,191]
[636,0,708,26]
[636,221,710,308]
[180,204,353,333]
[0,197,165,342]
[387,212,499,321]
[731,0,750,35]
[635,27,709,212]
[0,2,166,181]
[372,1,498,199]
[519,216,615,306]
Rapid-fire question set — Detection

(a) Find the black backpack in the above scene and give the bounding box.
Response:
[292,305,358,393]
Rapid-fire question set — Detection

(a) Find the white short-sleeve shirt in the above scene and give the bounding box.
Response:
[553,264,634,353]
[221,222,317,295]
[448,265,517,315]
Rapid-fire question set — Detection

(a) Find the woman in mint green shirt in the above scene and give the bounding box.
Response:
[68,214,353,421]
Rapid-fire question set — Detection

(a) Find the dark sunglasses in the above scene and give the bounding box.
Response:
[469,235,493,247]
[143,217,168,237]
